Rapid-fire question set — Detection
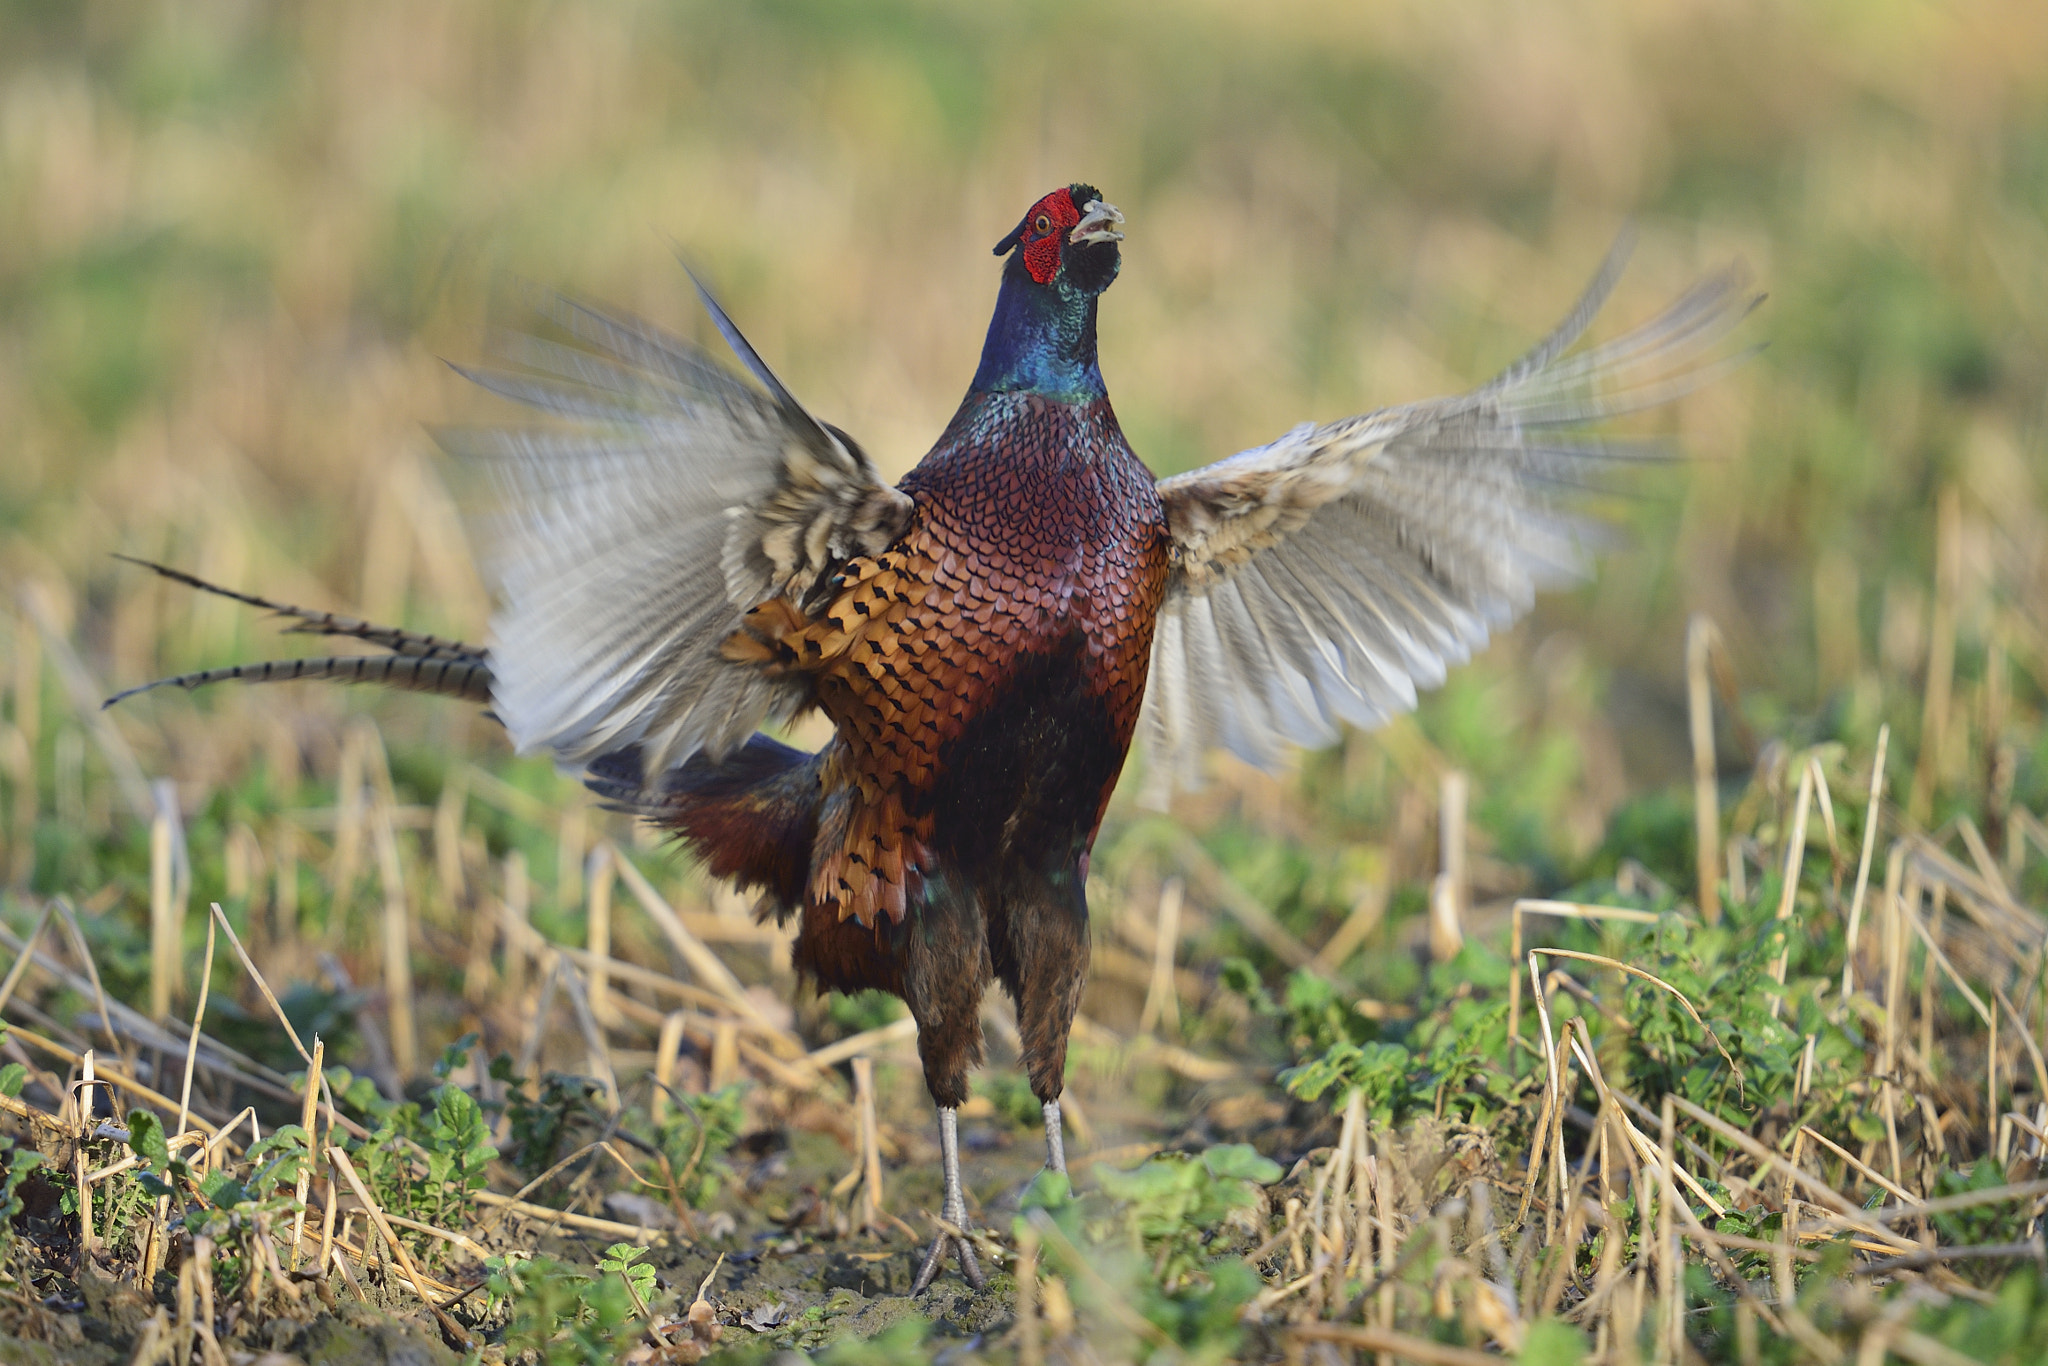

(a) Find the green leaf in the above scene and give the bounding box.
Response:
[125,1109,172,1170]
[340,1073,381,1113]
[596,1242,646,1274]
[198,1168,252,1208]
[1519,1316,1588,1365]
[0,1063,25,1099]
[433,1031,481,1080]
[1202,1144,1282,1184]
[1019,1168,1072,1211]
[1096,1155,1194,1204]
[1218,958,1276,1014]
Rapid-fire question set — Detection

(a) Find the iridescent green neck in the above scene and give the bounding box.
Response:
[969,254,1105,402]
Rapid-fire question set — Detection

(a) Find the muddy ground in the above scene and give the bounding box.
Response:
[1,1077,1334,1363]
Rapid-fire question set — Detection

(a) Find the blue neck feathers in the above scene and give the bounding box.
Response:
[969,257,1105,402]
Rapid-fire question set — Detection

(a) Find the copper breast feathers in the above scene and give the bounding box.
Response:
[725,393,1168,928]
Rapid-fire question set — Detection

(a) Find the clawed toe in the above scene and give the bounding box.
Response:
[912,1227,986,1293]
[911,1104,989,1293]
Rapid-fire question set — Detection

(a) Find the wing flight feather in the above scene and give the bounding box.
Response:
[440,285,911,772]
[1144,239,1759,792]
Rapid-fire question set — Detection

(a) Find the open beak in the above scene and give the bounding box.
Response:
[1070,199,1125,246]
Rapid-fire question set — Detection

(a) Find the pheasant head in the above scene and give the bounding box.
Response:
[974,183,1125,400]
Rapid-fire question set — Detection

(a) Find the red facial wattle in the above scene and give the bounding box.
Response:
[1019,189,1082,284]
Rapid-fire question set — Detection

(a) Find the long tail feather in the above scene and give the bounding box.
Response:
[105,558,495,708]
[104,654,495,709]
[114,556,487,660]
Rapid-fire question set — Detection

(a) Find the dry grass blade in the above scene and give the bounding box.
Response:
[373,1210,496,1261]
[549,954,619,1109]
[327,1146,475,1348]
[609,846,796,1049]
[1860,1241,2046,1275]
[587,843,616,1026]
[1904,902,1994,1028]
[1894,1328,2011,1366]
[17,580,153,821]
[1172,831,1317,970]
[0,902,53,1017]
[801,1016,919,1072]
[50,899,122,1062]
[851,1055,884,1230]
[1841,724,1890,998]
[1566,1034,1726,1218]
[1688,613,1722,924]
[371,793,417,1079]
[206,902,313,1067]
[1652,1093,1676,1361]
[1069,1011,1245,1081]
[518,930,786,1031]
[1025,1207,1175,1350]
[473,1187,667,1243]
[1520,953,1563,1229]
[3,1021,218,1132]
[1532,947,1741,1090]
[289,1036,323,1271]
[1668,1096,1917,1252]
[1431,768,1468,962]
[1290,1322,1502,1365]
[479,1139,658,1234]
[0,917,298,1096]
[1769,757,1817,1009]
[1507,899,1664,1052]
[1863,1177,2048,1227]
[176,913,218,1142]
[1992,982,2048,1105]
[149,807,175,1023]
[1798,1125,1919,1206]
[1909,487,1960,826]
[1015,1219,1042,1366]
[1137,875,1183,1035]
[1310,878,1388,976]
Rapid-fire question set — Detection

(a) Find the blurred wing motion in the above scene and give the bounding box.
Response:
[438,279,912,771]
[106,281,913,777]
[101,558,495,708]
[1142,236,1760,792]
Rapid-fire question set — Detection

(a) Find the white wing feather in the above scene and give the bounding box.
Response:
[441,289,911,772]
[1144,238,1759,794]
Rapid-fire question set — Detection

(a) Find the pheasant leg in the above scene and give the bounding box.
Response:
[1042,1099,1067,1177]
[911,1106,986,1293]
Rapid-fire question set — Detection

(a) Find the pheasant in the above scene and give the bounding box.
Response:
[111,184,1756,1291]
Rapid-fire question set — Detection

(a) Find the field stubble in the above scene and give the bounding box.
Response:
[0,497,2046,1361]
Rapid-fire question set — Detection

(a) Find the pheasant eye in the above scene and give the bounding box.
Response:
[1034,214,1052,235]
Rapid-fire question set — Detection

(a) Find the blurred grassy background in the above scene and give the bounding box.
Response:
[3,0,2048,1010]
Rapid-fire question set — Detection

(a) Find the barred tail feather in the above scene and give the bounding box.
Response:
[104,654,496,708]
[115,556,486,659]
[105,559,495,709]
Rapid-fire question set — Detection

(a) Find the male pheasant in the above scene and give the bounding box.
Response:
[112,184,1755,1290]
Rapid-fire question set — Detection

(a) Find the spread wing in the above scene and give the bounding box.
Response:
[1142,235,1760,793]
[440,276,912,772]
